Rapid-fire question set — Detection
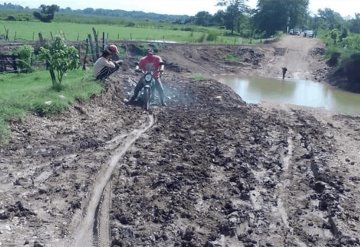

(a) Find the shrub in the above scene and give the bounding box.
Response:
[125,22,136,27]
[196,33,206,43]
[225,54,238,62]
[39,36,79,91]
[206,32,218,42]
[6,16,16,21]
[12,45,34,73]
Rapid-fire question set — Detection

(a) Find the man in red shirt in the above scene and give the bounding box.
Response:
[127,48,166,106]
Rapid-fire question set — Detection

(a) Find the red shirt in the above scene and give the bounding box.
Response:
[139,54,163,78]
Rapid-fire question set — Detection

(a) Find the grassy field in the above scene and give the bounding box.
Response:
[0,19,257,45]
[0,69,103,142]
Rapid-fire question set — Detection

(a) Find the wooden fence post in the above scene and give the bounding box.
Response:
[61,30,66,40]
[102,32,105,51]
[88,34,96,62]
[38,32,45,46]
[92,27,100,59]
[3,26,9,41]
[12,55,17,72]
[82,38,90,70]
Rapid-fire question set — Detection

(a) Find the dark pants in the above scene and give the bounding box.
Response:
[96,63,119,80]
[131,77,165,103]
[282,68,287,80]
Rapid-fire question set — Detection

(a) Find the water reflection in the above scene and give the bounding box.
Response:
[217,76,360,115]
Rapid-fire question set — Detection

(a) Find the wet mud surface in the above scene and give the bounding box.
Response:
[0,37,360,247]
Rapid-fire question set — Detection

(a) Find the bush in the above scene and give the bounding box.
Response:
[125,22,136,27]
[181,27,194,32]
[6,16,16,21]
[12,45,34,73]
[196,33,206,43]
[39,36,79,91]
[206,32,218,42]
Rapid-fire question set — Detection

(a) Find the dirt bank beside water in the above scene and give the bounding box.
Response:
[0,36,359,247]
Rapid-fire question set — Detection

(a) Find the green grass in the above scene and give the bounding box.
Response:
[0,19,260,45]
[225,53,238,62]
[0,69,103,142]
[191,74,207,81]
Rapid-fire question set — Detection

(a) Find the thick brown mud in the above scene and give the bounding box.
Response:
[0,37,359,247]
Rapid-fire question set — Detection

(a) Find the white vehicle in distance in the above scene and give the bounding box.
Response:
[304,30,315,38]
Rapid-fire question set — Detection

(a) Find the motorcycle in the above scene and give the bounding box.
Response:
[135,62,164,111]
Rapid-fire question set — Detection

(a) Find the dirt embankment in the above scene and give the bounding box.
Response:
[0,36,360,247]
[328,54,360,93]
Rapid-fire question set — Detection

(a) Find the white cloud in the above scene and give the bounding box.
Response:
[309,0,359,17]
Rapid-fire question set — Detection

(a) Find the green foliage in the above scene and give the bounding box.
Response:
[0,15,263,45]
[194,11,213,26]
[5,15,15,21]
[206,32,218,41]
[0,70,103,142]
[349,14,360,34]
[197,33,207,43]
[39,36,79,90]
[342,35,360,51]
[191,74,206,80]
[125,21,136,27]
[225,53,238,62]
[330,29,339,45]
[33,4,59,23]
[12,45,34,73]
[253,0,309,37]
[317,8,345,30]
[339,28,348,42]
[216,0,249,35]
[0,118,8,144]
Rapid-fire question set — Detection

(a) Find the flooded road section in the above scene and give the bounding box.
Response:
[218,76,360,115]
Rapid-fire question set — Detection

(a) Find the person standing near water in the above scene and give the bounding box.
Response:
[282,67,288,80]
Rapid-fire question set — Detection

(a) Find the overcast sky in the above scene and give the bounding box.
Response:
[1,0,359,17]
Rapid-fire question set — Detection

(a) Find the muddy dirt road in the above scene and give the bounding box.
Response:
[259,35,327,81]
[0,36,359,247]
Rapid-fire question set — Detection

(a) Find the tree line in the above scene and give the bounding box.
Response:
[189,0,360,37]
[0,3,189,23]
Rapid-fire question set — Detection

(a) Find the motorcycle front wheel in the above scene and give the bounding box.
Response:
[143,87,151,111]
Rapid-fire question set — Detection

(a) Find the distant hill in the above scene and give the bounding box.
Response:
[0,3,190,22]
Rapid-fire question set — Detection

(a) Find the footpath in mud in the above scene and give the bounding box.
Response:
[0,36,360,247]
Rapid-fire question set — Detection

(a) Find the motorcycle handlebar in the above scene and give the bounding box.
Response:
[135,68,164,74]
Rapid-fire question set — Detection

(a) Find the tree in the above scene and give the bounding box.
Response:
[194,11,213,26]
[39,37,79,91]
[33,4,59,23]
[330,29,339,45]
[348,13,360,34]
[317,8,344,30]
[213,10,226,26]
[217,0,249,35]
[253,0,309,37]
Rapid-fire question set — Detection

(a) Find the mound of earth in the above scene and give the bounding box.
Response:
[0,36,359,247]
[328,53,360,93]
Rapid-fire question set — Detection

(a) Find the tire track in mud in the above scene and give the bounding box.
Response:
[72,115,155,247]
[95,180,112,247]
[276,129,307,247]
